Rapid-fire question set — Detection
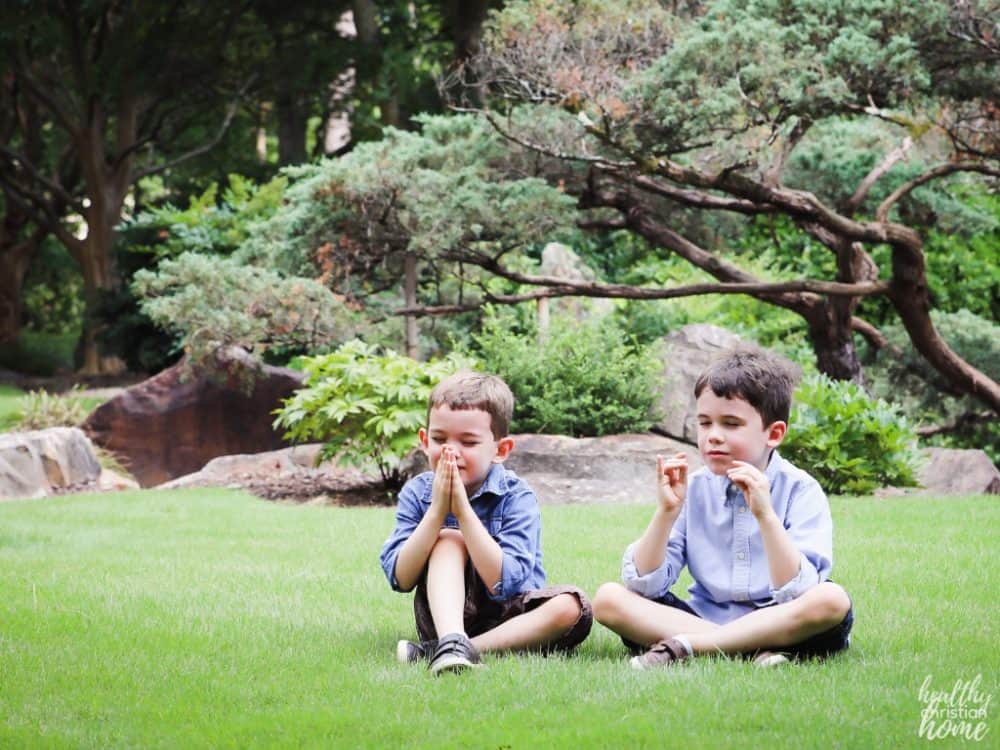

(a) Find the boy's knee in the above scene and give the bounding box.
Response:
[546,593,584,630]
[430,528,468,559]
[592,582,628,624]
[798,582,851,629]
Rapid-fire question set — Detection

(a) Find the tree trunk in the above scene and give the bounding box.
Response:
[277,95,308,166]
[0,238,35,344]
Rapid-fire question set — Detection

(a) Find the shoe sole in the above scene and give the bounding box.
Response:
[429,655,481,676]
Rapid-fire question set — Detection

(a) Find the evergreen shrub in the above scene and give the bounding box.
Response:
[471,312,662,436]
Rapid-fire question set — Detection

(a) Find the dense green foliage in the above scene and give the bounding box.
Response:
[121,175,289,260]
[133,253,359,372]
[783,374,922,494]
[274,340,472,486]
[471,311,662,436]
[867,310,1000,463]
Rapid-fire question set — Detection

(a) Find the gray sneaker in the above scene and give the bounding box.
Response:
[396,638,438,664]
[428,633,482,675]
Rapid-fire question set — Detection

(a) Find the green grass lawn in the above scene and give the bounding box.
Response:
[1,491,997,749]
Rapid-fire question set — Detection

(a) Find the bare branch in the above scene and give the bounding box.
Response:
[845,136,913,215]
[876,160,1000,222]
[133,76,256,181]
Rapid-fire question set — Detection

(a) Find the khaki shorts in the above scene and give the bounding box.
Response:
[413,562,592,653]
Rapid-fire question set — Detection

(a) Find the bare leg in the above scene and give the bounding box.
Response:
[593,582,717,647]
[471,594,582,653]
[682,582,851,655]
[425,529,469,637]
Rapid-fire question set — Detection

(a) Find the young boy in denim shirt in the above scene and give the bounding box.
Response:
[380,370,592,675]
[594,345,853,668]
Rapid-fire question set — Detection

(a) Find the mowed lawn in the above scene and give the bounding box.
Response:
[1,489,997,749]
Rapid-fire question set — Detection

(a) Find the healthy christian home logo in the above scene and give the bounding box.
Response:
[918,674,992,742]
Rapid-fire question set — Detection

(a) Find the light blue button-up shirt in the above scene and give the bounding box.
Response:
[622,451,833,625]
[380,464,546,602]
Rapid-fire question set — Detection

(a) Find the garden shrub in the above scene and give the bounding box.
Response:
[273,340,473,488]
[471,312,662,436]
[782,374,922,495]
[15,387,92,431]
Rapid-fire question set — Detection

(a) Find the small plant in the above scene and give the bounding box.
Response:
[16,386,92,431]
[471,311,662,436]
[273,340,474,488]
[782,374,922,495]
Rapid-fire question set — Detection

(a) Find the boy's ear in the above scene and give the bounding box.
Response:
[493,436,514,462]
[765,420,787,448]
[418,427,430,453]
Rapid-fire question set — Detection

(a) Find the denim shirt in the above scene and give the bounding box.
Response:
[622,451,833,625]
[379,463,546,602]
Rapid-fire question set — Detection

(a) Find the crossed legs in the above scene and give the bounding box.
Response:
[425,528,583,654]
[593,581,851,656]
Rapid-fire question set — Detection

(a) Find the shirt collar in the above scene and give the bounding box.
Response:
[468,463,509,502]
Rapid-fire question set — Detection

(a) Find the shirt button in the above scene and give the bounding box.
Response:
[739,506,747,513]
[736,552,746,560]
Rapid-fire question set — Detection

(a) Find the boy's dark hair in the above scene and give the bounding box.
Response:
[694,344,801,425]
[427,370,514,439]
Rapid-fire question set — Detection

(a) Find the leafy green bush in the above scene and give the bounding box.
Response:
[273,340,473,488]
[471,312,662,436]
[782,374,922,495]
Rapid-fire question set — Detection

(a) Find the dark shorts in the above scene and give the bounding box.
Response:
[623,588,854,661]
[413,562,593,654]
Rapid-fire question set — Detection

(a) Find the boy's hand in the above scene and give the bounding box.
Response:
[429,447,454,521]
[727,460,774,520]
[444,449,472,519]
[657,453,688,516]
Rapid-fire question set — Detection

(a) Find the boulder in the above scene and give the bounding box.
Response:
[656,324,743,441]
[916,448,1000,495]
[404,433,700,505]
[158,444,389,505]
[0,427,101,500]
[82,349,305,488]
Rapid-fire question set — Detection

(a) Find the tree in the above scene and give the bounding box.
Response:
[444,0,999,411]
[0,1,253,372]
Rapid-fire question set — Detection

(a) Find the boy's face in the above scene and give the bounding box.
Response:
[695,389,786,475]
[419,405,513,494]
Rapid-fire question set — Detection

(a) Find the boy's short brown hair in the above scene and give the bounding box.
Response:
[694,344,801,425]
[427,370,514,439]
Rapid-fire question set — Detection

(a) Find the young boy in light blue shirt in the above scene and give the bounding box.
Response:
[594,345,853,667]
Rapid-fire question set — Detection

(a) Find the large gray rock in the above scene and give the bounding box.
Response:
[0,427,101,500]
[656,324,743,441]
[82,348,305,488]
[404,433,700,505]
[158,444,390,505]
[916,448,999,495]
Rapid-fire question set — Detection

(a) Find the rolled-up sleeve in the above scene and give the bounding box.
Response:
[769,478,832,603]
[378,477,429,592]
[491,487,541,601]
[622,507,687,600]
